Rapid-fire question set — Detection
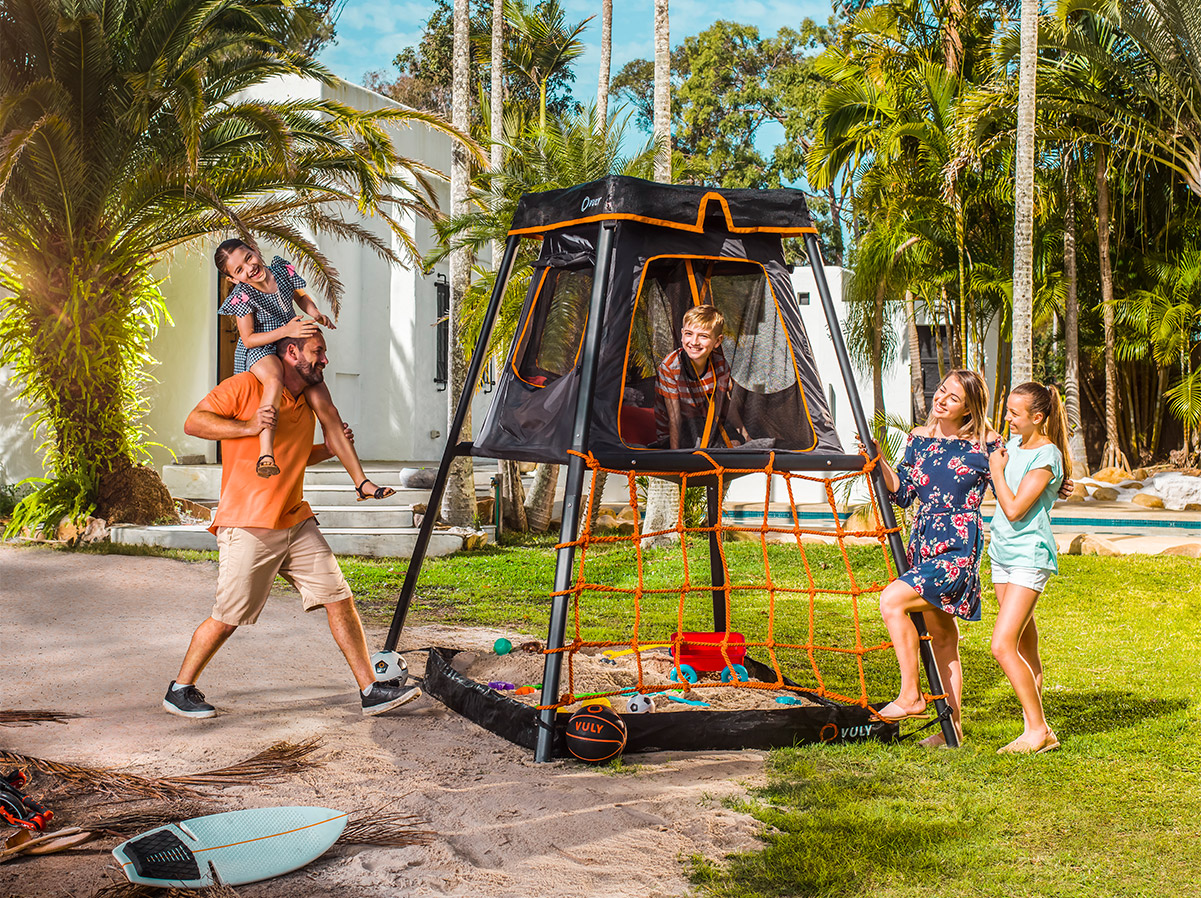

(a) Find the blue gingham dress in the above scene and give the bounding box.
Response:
[217,256,308,373]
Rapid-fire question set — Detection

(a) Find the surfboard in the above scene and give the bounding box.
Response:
[111,806,348,888]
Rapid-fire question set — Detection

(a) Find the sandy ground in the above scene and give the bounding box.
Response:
[0,544,766,898]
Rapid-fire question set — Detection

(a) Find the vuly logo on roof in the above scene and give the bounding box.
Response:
[580,195,602,212]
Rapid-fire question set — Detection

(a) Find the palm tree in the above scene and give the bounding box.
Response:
[652,0,671,181]
[597,0,613,127]
[1062,151,1090,476]
[443,0,478,526]
[505,0,592,131]
[644,0,676,543]
[1011,0,1040,384]
[0,0,479,527]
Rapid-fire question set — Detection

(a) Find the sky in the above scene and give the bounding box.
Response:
[318,0,837,102]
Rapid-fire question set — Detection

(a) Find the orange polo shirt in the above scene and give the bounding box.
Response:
[199,372,315,533]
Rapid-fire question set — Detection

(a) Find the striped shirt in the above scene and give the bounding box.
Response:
[654,346,731,448]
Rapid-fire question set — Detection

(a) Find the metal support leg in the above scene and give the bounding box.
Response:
[535,222,618,762]
[805,234,959,747]
[707,484,727,631]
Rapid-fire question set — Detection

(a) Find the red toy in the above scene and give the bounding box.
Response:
[668,631,749,683]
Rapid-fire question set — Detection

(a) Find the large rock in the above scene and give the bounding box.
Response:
[1160,543,1201,557]
[1091,487,1120,501]
[1091,466,1132,484]
[399,467,437,489]
[1068,533,1123,556]
[1131,493,1164,509]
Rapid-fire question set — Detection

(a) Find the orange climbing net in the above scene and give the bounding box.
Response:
[542,450,919,710]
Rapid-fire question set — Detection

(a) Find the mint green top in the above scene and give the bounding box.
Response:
[987,437,1063,572]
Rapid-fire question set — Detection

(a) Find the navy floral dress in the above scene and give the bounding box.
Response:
[888,433,1001,622]
[217,256,308,373]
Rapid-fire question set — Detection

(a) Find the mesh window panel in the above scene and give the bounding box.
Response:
[622,257,815,450]
[516,269,593,385]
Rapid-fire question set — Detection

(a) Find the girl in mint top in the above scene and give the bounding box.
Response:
[987,382,1070,755]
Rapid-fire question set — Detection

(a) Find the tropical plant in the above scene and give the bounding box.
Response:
[0,0,481,527]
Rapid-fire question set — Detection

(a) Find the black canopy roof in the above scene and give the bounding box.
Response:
[508,175,816,237]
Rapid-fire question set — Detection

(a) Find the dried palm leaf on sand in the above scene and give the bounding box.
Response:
[0,752,207,800]
[0,739,324,800]
[340,807,436,847]
[0,709,79,727]
[89,879,239,898]
[91,802,217,836]
[166,738,323,787]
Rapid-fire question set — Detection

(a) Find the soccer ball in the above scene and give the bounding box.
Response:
[625,694,656,714]
[370,651,408,685]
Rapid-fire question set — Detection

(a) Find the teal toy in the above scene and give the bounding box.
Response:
[493,637,513,655]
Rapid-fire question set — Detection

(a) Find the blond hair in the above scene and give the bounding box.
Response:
[927,369,991,446]
[1010,382,1071,465]
[682,304,724,337]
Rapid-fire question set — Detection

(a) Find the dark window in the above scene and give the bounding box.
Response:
[915,325,953,417]
[435,273,449,391]
[798,291,811,305]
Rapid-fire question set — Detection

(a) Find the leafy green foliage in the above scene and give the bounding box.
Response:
[3,472,96,539]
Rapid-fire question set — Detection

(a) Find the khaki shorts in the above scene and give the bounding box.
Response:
[212,518,352,626]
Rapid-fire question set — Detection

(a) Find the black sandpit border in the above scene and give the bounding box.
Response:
[422,647,899,757]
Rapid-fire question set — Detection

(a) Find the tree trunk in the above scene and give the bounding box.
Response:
[873,276,885,418]
[906,290,925,421]
[442,0,476,526]
[500,459,528,531]
[1010,0,1037,385]
[524,463,560,533]
[652,0,671,182]
[641,477,680,547]
[580,470,609,529]
[597,0,612,128]
[1063,155,1089,477]
[992,336,1012,428]
[955,203,967,366]
[1096,145,1129,471]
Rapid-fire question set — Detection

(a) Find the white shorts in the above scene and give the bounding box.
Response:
[990,561,1053,593]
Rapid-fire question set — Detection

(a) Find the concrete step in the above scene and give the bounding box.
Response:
[311,505,415,528]
[109,523,495,558]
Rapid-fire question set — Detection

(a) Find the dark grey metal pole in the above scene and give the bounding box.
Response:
[535,221,617,762]
[707,484,727,631]
[804,233,959,748]
[383,235,523,651]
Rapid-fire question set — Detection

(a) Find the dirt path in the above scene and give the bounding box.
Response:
[0,544,765,897]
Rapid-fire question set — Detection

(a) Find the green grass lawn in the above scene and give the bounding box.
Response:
[82,538,1201,895]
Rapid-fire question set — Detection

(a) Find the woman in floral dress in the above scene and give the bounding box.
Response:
[874,370,1000,744]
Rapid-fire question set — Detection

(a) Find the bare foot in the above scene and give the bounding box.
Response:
[873,699,929,722]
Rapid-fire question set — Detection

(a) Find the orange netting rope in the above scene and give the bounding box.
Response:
[537,450,945,711]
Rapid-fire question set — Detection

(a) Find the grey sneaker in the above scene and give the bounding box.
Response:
[361,681,422,716]
[163,681,216,719]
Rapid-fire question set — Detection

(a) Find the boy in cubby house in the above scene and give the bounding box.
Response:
[655,305,732,449]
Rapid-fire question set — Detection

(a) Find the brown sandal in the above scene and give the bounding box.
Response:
[256,455,280,478]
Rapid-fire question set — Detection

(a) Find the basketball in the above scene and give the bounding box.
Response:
[565,704,628,763]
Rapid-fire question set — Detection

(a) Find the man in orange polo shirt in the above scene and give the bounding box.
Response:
[164,331,420,718]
